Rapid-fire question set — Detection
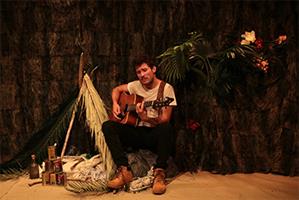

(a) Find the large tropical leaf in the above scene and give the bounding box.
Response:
[158,32,215,87]
[157,39,193,84]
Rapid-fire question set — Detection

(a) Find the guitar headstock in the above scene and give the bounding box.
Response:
[153,97,174,109]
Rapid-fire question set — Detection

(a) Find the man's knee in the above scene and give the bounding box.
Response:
[102,120,115,136]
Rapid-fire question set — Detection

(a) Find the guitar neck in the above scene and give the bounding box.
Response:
[126,101,154,112]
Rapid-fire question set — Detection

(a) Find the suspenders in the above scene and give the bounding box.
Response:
[157,81,166,101]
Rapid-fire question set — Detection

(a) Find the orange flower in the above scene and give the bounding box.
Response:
[276,35,287,44]
[256,58,269,73]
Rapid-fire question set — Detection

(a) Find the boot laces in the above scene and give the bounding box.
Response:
[154,169,165,183]
[114,166,126,180]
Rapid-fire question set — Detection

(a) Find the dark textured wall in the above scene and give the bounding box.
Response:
[0,0,298,175]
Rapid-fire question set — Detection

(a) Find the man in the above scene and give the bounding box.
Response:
[102,57,177,194]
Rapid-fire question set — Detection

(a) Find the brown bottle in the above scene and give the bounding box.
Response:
[29,154,40,179]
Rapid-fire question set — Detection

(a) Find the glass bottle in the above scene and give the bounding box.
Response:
[29,154,40,179]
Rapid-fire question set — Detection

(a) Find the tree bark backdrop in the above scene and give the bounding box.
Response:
[0,0,298,175]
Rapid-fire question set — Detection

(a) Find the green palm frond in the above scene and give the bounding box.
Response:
[190,54,214,85]
[0,169,27,181]
[158,32,215,88]
[0,89,79,173]
[157,31,265,99]
[157,37,195,84]
[220,44,259,63]
[210,44,260,97]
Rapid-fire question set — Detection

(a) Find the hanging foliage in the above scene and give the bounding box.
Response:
[157,31,287,97]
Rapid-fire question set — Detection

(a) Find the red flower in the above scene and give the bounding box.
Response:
[187,119,200,132]
[254,38,263,50]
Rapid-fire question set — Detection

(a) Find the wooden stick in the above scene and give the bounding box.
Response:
[60,52,85,158]
[78,52,84,89]
[28,180,42,187]
[60,109,76,158]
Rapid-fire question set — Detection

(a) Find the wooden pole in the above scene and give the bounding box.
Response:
[78,52,84,89]
[60,109,76,158]
[60,52,85,158]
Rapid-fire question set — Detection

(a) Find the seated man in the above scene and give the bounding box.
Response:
[102,56,177,194]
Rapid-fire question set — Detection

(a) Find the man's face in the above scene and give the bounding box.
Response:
[136,63,156,86]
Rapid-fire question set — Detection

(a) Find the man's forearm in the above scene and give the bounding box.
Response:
[111,88,120,105]
[143,117,160,126]
[140,115,170,126]
[111,84,128,105]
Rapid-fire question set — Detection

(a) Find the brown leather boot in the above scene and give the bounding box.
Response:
[107,166,133,189]
[152,168,166,194]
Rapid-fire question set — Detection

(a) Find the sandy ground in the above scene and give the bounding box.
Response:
[0,171,298,200]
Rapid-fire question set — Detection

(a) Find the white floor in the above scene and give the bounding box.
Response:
[1,171,298,200]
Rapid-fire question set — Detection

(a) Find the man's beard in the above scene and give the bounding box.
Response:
[140,76,154,87]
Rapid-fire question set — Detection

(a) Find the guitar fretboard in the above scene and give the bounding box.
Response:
[127,101,154,112]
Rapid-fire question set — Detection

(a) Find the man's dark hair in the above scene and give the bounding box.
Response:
[133,55,156,69]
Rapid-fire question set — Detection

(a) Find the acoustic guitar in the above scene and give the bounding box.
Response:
[110,92,174,126]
